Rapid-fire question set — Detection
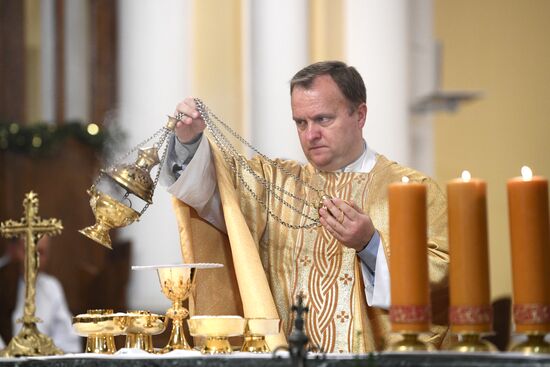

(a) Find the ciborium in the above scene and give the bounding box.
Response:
[72,309,126,354]
[241,318,281,353]
[79,117,178,249]
[187,316,246,354]
[132,263,223,353]
[123,311,167,352]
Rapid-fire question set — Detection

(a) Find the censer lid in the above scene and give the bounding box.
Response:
[105,164,154,204]
[104,146,161,204]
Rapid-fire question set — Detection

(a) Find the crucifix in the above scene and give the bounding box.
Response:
[0,191,63,357]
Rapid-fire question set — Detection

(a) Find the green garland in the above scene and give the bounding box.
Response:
[0,121,112,156]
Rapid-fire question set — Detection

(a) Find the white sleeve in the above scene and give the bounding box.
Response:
[167,136,226,232]
[358,235,391,309]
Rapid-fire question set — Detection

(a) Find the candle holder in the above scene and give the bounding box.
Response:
[510,333,550,354]
[449,333,496,352]
[388,333,433,352]
[387,304,432,351]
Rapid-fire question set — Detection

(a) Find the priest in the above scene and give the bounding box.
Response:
[163,61,449,352]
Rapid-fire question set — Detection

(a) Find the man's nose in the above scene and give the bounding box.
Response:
[305,122,321,141]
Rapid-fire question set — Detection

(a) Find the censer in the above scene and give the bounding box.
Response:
[79,117,178,249]
[80,99,327,248]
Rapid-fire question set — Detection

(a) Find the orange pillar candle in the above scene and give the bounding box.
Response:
[507,166,550,333]
[447,170,492,334]
[389,176,430,333]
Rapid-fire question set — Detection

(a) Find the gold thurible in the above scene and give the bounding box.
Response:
[79,116,178,248]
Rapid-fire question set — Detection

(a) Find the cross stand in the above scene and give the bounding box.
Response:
[0,192,63,357]
[288,293,309,367]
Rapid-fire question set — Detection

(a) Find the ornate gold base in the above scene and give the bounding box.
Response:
[449,333,497,352]
[241,335,270,353]
[79,225,113,249]
[202,336,232,354]
[0,323,63,357]
[86,334,117,354]
[126,333,154,353]
[510,334,550,354]
[387,333,434,352]
[161,319,191,353]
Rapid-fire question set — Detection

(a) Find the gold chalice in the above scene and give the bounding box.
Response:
[72,309,126,354]
[132,263,223,353]
[79,189,140,249]
[241,318,281,353]
[123,311,167,352]
[187,316,246,354]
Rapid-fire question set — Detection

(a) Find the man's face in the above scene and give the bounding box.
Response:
[291,75,367,171]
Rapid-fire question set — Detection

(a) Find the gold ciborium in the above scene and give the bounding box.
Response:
[187,316,246,354]
[72,309,126,354]
[241,318,281,353]
[123,311,167,352]
[79,117,177,249]
[132,263,223,353]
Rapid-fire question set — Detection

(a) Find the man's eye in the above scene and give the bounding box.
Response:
[295,120,306,129]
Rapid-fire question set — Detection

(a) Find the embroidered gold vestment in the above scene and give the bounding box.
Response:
[172,141,449,352]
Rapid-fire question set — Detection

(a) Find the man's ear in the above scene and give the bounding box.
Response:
[357,103,367,129]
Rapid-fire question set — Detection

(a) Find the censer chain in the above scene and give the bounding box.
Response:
[190,99,324,229]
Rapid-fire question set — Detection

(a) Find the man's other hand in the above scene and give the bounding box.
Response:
[319,198,375,252]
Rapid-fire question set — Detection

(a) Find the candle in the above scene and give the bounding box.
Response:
[447,170,492,333]
[389,176,430,333]
[507,166,550,333]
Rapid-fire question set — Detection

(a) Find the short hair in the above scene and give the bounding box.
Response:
[290,61,367,110]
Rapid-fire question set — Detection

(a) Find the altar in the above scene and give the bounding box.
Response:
[2,351,550,367]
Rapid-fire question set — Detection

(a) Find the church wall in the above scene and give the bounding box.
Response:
[434,0,550,300]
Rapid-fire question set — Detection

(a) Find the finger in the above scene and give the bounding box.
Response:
[319,216,344,240]
[323,198,344,222]
[332,198,363,221]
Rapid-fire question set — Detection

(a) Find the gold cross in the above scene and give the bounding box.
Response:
[0,191,63,356]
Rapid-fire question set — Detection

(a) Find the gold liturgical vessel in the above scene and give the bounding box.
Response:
[187,316,246,354]
[79,117,177,249]
[72,309,125,354]
[0,192,64,357]
[241,318,281,353]
[124,311,167,352]
[132,263,223,353]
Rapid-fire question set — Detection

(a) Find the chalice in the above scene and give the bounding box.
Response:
[132,263,223,353]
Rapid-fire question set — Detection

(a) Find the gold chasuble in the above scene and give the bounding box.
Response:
[172,139,449,353]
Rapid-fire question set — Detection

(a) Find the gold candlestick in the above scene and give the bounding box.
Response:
[0,192,63,357]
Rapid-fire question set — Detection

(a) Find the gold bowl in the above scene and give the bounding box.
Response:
[72,309,126,354]
[242,318,281,353]
[123,311,167,352]
[187,316,246,354]
[79,190,140,249]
